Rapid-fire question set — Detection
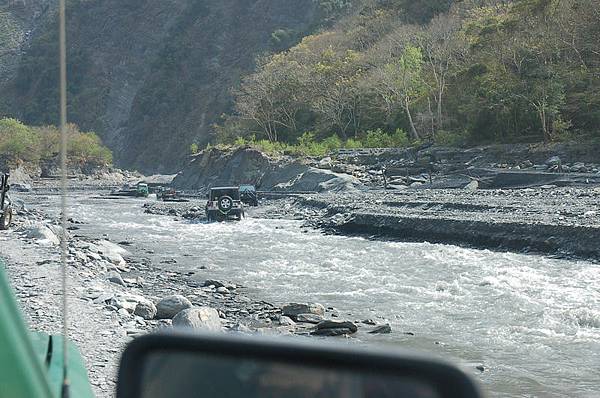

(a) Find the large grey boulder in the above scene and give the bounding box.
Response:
[172,307,222,331]
[156,295,192,319]
[273,167,360,193]
[134,301,157,320]
[282,303,325,320]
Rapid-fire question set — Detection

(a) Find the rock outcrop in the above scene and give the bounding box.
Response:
[172,148,362,192]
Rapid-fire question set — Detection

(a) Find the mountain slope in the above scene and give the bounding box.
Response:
[0,0,323,172]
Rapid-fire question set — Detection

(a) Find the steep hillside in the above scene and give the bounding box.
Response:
[219,0,600,151]
[0,0,326,172]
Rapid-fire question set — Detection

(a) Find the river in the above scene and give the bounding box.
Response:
[27,192,600,398]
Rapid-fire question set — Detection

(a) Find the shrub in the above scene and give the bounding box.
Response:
[233,136,247,147]
[390,128,410,147]
[321,134,343,152]
[434,130,468,147]
[68,131,113,166]
[551,118,574,142]
[344,138,363,148]
[364,129,393,148]
[0,118,41,162]
[190,143,199,154]
[0,118,112,167]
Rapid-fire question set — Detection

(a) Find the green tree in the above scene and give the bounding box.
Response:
[0,118,40,163]
[374,46,425,140]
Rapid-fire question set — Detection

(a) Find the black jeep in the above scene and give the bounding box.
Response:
[1,173,13,230]
[205,186,244,221]
[239,184,259,206]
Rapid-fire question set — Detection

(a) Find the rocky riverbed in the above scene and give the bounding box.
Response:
[3,142,600,397]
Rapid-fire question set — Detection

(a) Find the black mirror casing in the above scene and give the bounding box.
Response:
[117,332,483,398]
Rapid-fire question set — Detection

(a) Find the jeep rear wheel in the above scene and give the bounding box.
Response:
[217,196,233,214]
[0,207,13,230]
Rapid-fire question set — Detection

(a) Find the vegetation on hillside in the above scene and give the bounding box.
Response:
[217,0,600,150]
[0,118,112,168]
[205,127,413,157]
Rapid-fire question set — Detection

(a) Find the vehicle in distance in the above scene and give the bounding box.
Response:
[206,186,244,221]
[0,173,13,230]
[111,183,149,198]
[157,188,189,202]
[239,184,259,206]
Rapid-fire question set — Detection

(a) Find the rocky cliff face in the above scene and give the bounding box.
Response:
[0,0,322,173]
[172,147,361,192]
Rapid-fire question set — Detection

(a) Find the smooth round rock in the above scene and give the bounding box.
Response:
[172,307,222,332]
[156,295,192,319]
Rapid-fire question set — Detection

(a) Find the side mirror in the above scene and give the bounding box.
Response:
[117,333,482,398]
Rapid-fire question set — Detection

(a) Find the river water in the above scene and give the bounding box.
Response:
[30,193,600,397]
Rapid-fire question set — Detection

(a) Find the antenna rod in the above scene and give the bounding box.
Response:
[59,0,70,396]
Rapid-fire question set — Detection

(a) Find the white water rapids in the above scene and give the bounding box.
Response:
[32,194,600,397]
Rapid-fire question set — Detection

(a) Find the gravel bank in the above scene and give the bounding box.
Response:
[301,187,600,260]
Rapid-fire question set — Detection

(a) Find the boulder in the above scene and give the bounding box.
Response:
[273,167,360,193]
[572,162,588,173]
[464,180,479,191]
[278,316,296,327]
[282,303,325,320]
[117,308,131,318]
[25,224,60,245]
[295,313,324,324]
[156,295,192,319]
[172,307,222,331]
[368,324,392,334]
[109,293,151,313]
[134,301,157,320]
[107,271,126,287]
[311,320,358,336]
[203,279,225,288]
[95,239,130,256]
[93,240,129,266]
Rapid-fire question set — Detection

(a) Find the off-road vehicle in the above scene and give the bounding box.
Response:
[1,173,13,230]
[239,184,259,206]
[206,186,244,221]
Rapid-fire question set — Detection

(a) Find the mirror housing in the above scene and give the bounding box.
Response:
[117,333,482,398]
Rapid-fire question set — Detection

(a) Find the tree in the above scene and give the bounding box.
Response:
[373,46,425,140]
[418,12,468,132]
[234,55,305,142]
